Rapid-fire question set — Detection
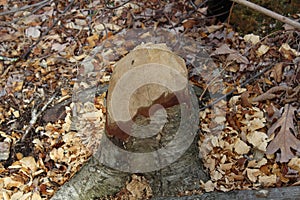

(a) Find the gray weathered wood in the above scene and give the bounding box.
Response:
[153,186,300,200]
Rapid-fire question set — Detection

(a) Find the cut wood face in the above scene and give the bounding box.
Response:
[106,43,189,140]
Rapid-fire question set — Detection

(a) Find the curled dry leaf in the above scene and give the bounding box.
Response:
[270,62,283,83]
[256,45,269,57]
[279,43,300,60]
[266,104,300,163]
[288,157,300,172]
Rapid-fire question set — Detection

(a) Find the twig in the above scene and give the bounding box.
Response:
[0,55,19,62]
[105,0,131,9]
[12,1,52,24]
[0,0,51,16]
[231,0,300,30]
[199,64,274,111]
[21,0,75,60]
[227,1,235,25]
[199,63,228,101]
[21,91,58,142]
[174,0,208,27]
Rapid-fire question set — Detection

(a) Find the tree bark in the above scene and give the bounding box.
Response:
[153,186,300,200]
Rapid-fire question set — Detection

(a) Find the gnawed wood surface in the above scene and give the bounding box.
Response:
[106,43,188,141]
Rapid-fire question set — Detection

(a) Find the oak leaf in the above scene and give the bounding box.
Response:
[266,104,300,162]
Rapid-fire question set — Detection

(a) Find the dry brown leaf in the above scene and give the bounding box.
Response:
[234,138,250,155]
[0,141,10,161]
[183,19,197,29]
[202,180,215,192]
[256,45,269,57]
[211,44,249,64]
[211,44,236,55]
[0,0,7,5]
[279,43,300,59]
[258,174,277,187]
[288,157,300,172]
[271,62,283,83]
[126,175,152,199]
[266,104,300,162]
[240,91,252,108]
[227,53,249,64]
[206,24,224,33]
[243,33,260,45]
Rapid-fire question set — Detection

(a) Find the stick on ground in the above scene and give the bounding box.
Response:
[231,0,300,30]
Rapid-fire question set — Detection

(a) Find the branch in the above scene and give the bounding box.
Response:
[231,0,300,30]
[21,0,75,60]
[0,0,51,16]
[21,91,58,142]
[199,64,274,111]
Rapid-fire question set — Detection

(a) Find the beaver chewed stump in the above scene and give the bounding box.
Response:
[51,43,208,200]
[103,43,208,195]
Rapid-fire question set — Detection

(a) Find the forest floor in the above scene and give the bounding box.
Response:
[0,0,299,199]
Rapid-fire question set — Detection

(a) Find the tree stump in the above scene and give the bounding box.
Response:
[51,43,208,200]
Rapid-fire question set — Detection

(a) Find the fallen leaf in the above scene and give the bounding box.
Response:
[25,27,41,39]
[271,62,283,83]
[202,180,215,192]
[279,43,300,59]
[94,23,122,32]
[256,45,269,57]
[126,175,152,199]
[86,34,99,48]
[51,43,68,52]
[211,44,249,64]
[247,131,269,151]
[206,24,224,33]
[241,91,252,108]
[183,19,197,29]
[211,44,236,55]
[244,33,260,45]
[234,138,250,154]
[0,0,7,5]
[266,104,300,162]
[31,192,42,200]
[20,156,37,172]
[0,141,10,161]
[288,157,300,172]
[258,174,277,187]
[246,168,261,182]
[227,53,249,64]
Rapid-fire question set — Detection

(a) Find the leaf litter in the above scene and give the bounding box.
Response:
[0,0,299,199]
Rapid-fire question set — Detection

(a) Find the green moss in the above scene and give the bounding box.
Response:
[231,0,299,35]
